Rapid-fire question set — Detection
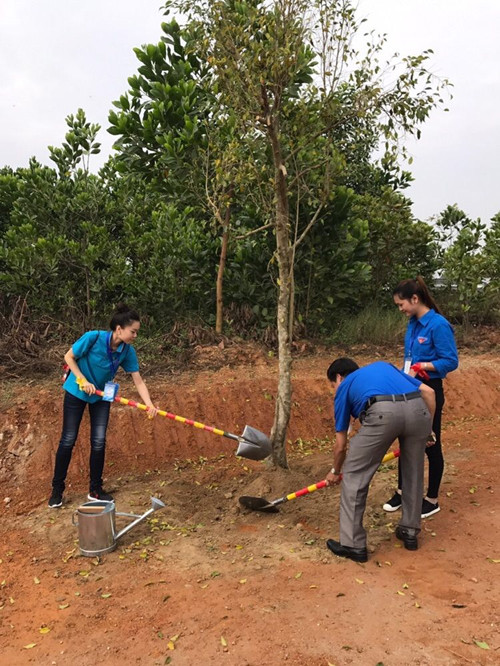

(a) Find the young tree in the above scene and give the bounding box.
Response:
[161,0,450,467]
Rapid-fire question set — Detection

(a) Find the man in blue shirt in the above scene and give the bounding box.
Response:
[325,358,436,562]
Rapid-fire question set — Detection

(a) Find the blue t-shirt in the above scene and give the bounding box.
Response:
[334,361,422,432]
[63,330,139,403]
[404,309,458,378]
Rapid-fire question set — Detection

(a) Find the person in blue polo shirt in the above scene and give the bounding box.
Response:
[48,304,158,508]
[325,358,436,562]
[383,277,458,519]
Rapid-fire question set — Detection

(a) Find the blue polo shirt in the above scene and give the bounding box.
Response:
[63,330,139,403]
[334,361,422,432]
[404,309,458,378]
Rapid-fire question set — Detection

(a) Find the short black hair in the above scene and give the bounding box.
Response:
[326,357,359,382]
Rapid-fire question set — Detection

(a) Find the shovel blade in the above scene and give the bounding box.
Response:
[238,495,280,513]
[236,425,272,461]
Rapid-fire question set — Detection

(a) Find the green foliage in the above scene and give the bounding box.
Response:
[49,108,101,176]
[330,304,406,346]
[436,205,499,328]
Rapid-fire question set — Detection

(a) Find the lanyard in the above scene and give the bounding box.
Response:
[106,332,123,377]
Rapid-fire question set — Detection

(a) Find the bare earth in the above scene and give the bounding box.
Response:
[0,348,499,666]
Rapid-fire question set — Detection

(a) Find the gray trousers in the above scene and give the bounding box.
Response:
[339,398,431,549]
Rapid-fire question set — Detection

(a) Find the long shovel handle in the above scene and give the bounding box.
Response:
[277,448,400,506]
[83,384,240,443]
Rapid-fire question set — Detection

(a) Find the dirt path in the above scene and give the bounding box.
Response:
[0,351,499,665]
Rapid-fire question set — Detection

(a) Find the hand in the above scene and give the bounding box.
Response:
[410,363,430,380]
[325,471,342,486]
[80,380,96,395]
[146,405,159,419]
[426,432,437,448]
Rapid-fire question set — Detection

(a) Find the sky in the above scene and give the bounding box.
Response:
[1,0,499,224]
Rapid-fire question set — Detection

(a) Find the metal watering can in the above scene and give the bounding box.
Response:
[73,497,166,557]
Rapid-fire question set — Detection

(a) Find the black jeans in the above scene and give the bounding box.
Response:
[52,391,111,493]
[398,378,445,499]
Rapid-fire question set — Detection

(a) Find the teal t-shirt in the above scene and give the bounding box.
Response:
[63,330,139,403]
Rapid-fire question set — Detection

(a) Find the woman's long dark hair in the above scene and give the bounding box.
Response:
[393,276,442,315]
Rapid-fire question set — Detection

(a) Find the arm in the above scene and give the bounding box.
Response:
[428,322,459,376]
[325,430,348,486]
[131,371,158,418]
[64,348,96,395]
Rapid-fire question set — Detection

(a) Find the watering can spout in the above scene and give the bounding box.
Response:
[114,496,166,542]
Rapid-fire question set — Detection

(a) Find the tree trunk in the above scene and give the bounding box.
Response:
[215,211,230,334]
[268,120,293,469]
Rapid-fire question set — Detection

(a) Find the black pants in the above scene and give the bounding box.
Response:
[51,391,111,493]
[398,378,445,498]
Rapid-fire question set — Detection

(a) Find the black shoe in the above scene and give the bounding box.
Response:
[88,488,114,502]
[383,491,402,512]
[326,539,368,563]
[395,526,418,551]
[48,491,63,508]
[421,498,440,518]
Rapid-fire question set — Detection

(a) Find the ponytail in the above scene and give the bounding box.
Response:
[392,276,442,315]
[109,303,140,330]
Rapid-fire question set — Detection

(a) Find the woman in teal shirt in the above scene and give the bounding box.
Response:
[383,277,458,518]
[49,304,157,508]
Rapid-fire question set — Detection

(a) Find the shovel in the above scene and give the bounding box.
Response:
[83,384,271,461]
[239,449,400,513]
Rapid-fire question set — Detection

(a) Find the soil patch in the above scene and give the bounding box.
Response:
[0,351,499,665]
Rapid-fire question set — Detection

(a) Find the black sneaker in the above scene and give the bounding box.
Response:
[421,498,440,518]
[383,491,402,512]
[88,488,114,502]
[48,491,63,508]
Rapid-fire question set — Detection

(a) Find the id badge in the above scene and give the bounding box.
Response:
[102,381,119,401]
[403,356,412,374]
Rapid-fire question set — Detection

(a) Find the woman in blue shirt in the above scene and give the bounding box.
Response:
[49,304,157,508]
[383,277,458,518]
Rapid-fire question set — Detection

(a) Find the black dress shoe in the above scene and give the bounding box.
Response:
[395,526,418,551]
[326,539,368,563]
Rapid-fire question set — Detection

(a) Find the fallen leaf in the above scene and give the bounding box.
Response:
[59,603,70,610]
[101,593,112,598]
[397,591,405,596]
[415,602,421,608]
[34,577,40,585]
[221,636,228,647]
[167,641,175,650]
[294,572,302,579]
[79,570,90,577]
[23,644,37,649]
[355,578,364,584]
[474,640,490,650]
[309,585,318,589]
[469,486,477,494]
[402,583,409,589]
[39,626,50,634]
[239,579,247,584]
[488,558,500,563]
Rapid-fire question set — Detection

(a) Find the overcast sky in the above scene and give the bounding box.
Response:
[1,0,499,224]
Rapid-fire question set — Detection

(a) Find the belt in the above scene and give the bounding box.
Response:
[364,391,421,411]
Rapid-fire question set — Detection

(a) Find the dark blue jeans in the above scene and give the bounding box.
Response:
[52,391,111,493]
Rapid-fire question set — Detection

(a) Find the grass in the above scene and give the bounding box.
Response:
[331,306,406,347]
